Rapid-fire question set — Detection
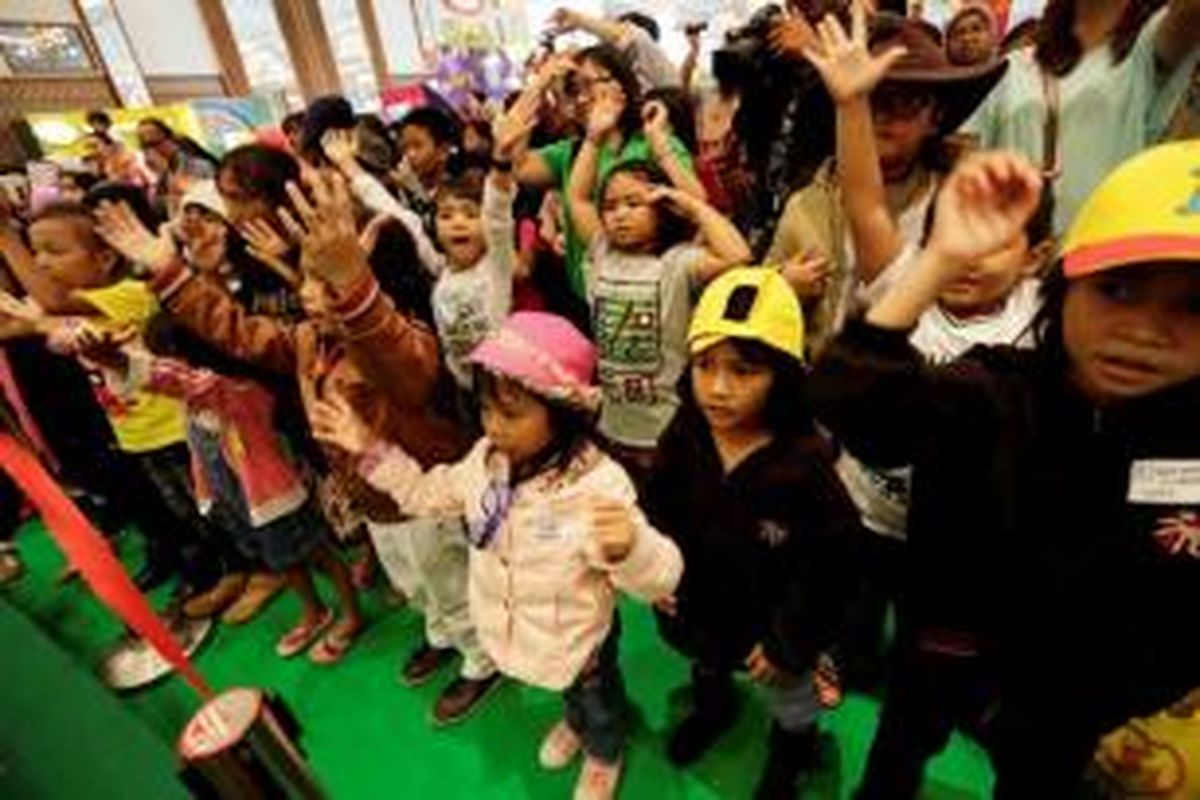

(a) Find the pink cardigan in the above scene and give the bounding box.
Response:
[125,354,308,527]
[360,438,682,691]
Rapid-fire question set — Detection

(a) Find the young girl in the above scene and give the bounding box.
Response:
[810,142,1200,799]
[568,91,751,478]
[61,320,360,663]
[311,311,683,800]
[646,268,859,799]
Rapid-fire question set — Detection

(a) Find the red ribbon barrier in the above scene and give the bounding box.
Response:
[0,433,212,698]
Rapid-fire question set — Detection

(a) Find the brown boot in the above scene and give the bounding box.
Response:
[183,573,247,619]
[221,572,285,624]
[400,642,455,686]
[432,674,503,726]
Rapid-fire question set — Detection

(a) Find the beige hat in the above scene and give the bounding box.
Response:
[180,179,228,221]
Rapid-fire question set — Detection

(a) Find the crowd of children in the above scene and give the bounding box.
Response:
[1,0,1199,798]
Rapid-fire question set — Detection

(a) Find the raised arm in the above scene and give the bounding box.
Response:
[642,100,707,200]
[804,2,910,283]
[322,129,446,276]
[93,201,298,374]
[654,187,752,284]
[1157,0,1200,72]
[567,88,625,248]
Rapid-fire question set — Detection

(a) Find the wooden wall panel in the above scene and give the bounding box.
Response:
[0,75,115,166]
[145,73,226,104]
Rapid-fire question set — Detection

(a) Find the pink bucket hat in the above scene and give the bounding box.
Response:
[468,312,600,412]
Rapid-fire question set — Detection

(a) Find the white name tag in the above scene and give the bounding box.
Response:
[1128,460,1200,505]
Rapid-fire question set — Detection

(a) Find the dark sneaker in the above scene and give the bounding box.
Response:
[432,674,502,726]
[753,724,821,800]
[134,559,176,592]
[400,643,455,686]
[666,703,738,765]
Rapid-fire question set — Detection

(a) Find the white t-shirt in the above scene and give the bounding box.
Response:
[963,8,1200,234]
[838,246,1043,539]
[585,236,703,449]
[431,179,516,388]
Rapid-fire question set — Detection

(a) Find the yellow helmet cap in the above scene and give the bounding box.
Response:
[1062,140,1200,279]
[688,267,805,363]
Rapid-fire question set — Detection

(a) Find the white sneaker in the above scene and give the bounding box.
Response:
[538,720,583,770]
[573,755,622,800]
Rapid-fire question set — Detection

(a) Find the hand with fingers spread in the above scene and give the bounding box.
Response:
[928,152,1043,269]
[769,13,820,62]
[780,252,833,301]
[240,218,301,288]
[589,496,638,564]
[309,392,373,457]
[278,169,368,292]
[803,0,908,105]
[73,324,136,370]
[93,201,179,274]
[494,95,541,162]
[321,129,361,175]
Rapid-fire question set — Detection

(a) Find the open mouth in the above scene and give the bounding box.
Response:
[1093,353,1163,387]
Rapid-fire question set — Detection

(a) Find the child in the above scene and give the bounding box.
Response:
[802,4,1054,696]
[810,142,1200,799]
[392,106,462,235]
[66,323,359,663]
[93,171,498,725]
[8,194,236,603]
[767,9,1006,354]
[311,311,683,800]
[646,268,860,799]
[567,90,751,479]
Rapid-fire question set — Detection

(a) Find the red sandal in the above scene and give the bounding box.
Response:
[275,610,333,658]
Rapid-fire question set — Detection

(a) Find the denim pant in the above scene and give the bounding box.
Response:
[564,617,627,764]
[765,670,822,733]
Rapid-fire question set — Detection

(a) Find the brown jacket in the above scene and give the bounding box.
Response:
[152,263,470,521]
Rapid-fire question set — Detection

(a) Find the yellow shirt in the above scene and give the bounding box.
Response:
[74,280,186,454]
[1095,691,1200,799]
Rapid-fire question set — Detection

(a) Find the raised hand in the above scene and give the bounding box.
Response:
[240,218,301,288]
[768,13,820,62]
[277,169,368,292]
[803,0,907,104]
[928,152,1043,268]
[321,128,360,174]
[745,643,796,687]
[642,100,672,145]
[589,496,637,564]
[93,201,178,274]
[310,393,373,457]
[586,86,625,142]
[548,7,580,35]
[494,93,541,161]
[779,252,833,301]
[73,324,136,370]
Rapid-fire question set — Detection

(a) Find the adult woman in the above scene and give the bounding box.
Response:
[512,46,702,299]
[963,0,1200,233]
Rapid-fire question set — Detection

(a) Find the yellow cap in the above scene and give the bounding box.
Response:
[1062,140,1200,279]
[688,267,805,363]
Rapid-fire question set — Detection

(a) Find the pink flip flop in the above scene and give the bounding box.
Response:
[308,624,362,666]
[275,610,333,658]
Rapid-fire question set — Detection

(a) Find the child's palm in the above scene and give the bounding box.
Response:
[931,153,1043,266]
[94,202,177,273]
[805,2,907,103]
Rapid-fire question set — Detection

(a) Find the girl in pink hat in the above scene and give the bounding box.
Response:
[311,311,683,800]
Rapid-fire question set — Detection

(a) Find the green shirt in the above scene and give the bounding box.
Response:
[538,133,695,298]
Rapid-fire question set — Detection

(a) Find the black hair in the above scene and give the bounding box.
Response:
[218,144,301,209]
[618,11,660,41]
[475,369,596,484]
[367,217,435,325]
[62,171,100,193]
[30,201,102,243]
[462,118,495,154]
[282,111,306,137]
[576,44,644,141]
[1002,17,1040,53]
[83,181,162,231]
[1031,261,1068,364]
[435,168,486,209]
[643,87,698,154]
[86,110,112,128]
[397,106,463,148]
[137,117,174,139]
[679,336,815,437]
[85,130,115,147]
[599,159,697,254]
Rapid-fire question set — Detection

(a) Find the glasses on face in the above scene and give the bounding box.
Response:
[466,477,514,549]
[870,88,936,121]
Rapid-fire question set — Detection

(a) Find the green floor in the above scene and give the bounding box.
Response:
[4,522,992,799]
